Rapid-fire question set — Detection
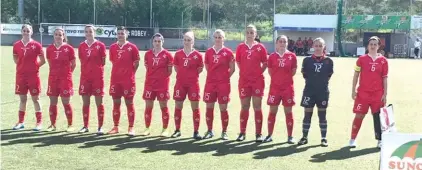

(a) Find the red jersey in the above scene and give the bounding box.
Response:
[13,40,44,76]
[109,42,140,83]
[46,43,75,77]
[78,40,106,79]
[174,49,203,85]
[144,49,173,91]
[268,51,297,88]
[296,40,303,48]
[355,54,388,92]
[205,47,234,84]
[235,43,268,81]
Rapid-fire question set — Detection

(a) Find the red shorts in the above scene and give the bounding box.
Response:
[47,77,73,97]
[173,83,200,101]
[203,83,231,104]
[267,86,295,107]
[353,90,384,114]
[15,76,41,96]
[238,78,265,99]
[79,78,104,96]
[143,89,170,101]
[109,82,136,99]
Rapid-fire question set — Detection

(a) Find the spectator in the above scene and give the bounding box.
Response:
[295,37,304,55]
[414,38,420,59]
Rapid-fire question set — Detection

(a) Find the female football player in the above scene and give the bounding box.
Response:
[12,24,45,131]
[235,24,268,142]
[349,36,388,149]
[298,38,333,147]
[202,29,235,140]
[264,35,297,144]
[77,25,107,135]
[141,33,173,137]
[46,28,76,132]
[171,31,204,140]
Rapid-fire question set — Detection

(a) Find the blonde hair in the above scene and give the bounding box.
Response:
[246,24,257,32]
[214,29,225,38]
[21,24,33,32]
[313,37,325,45]
[184,31,195,39]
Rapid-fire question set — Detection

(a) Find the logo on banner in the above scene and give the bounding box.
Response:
[387,139,422,169]
[1,24,23,35]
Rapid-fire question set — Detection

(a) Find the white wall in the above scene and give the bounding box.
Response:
[277,31,335,53]
[274,14,337,28]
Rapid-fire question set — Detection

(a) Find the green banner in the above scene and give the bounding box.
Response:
[342,15,410,30]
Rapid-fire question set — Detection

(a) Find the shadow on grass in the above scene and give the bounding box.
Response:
[309,147,380,163]
[1,130,129,147]
[108,136,285,156]
[253,144,320,159]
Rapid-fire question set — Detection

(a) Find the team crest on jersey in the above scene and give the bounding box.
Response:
[223,96,228,101]
[192,93,197,97]
[127,47,132,51]
[64,48,69,52]
[32,89,38,93]
[322,101,327,105]
[95,45,100,50]
[160,93,164,98]
[96,89,101,93]
[255,89,260,94]
[63,90,68,94]
[193,55,198,59]
[31,45,36,49]
[257,47,262,51]
[288,99,292,103]
[124,90,128,94]
[222,52,227,56]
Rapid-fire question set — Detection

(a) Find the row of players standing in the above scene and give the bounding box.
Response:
[13,24,388,148]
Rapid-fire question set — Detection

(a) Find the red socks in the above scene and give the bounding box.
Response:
[351,117,364,139]
[112,103,121,127]
[193,109,201,132]
[221,111,229,132]
[267,113,276,136]
[35,111,42,124]
[255,110,263,135]
[285,112,294,137]
[83,105,90,127]
[64,104,73,126]
[240,110,249,134]
[49,105,58,126]
[161,107,169,129]
[18,111,25,123]
[97,104,104,128]
[206,108,214,131]
[174,108,182,130]
[127,104,135,128]
[144,107,153,128]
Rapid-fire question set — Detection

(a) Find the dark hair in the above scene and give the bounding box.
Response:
[152,33,164,42]
[54,28,68,43]
[117,26,127,31]
[368,36,381,45]
[21,24,32,31]
[276,35,288,42]
[255,35,261,43]
[85,24,96,31]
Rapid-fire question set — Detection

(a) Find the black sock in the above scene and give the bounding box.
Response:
[302,111,313,138]
[373,112,382,140]
[318,110,327,139]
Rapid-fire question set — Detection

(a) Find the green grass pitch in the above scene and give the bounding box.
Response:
[1,46,421,170]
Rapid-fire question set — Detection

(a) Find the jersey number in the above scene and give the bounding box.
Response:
[80,85,85,93]
[183,59,189,66]
[371,64,376,72]
[117,51,123,59]
[279,59,286,67]
[302,96,310,105]
[246,51,252,59]
[145,91,152,98]
[87,49,92,57]
[110,85,115,93]
[314,63,322,72]
[205,93,210,100]
[356,104,362,110]
[16,85,20,92]
[268,95,275,103]
[175,90,180,97]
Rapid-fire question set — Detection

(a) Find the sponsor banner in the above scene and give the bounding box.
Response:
[342,15,410,30]
[380,133,422,170]
[274,26,334,32]
[1,24,24,35]
[411,15,422,29]
[126,27,153,38]
[47,25,116,38]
